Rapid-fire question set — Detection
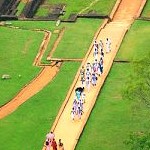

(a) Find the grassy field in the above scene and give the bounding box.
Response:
[41,32,59,64]
[76,20,150,149]
[11,19,102,60]
[52,19,102,59]
[115,20,150,61]
[141,0,150,17]
[0,17,102,104]
[0,17,101,149]
[1,1,150,149]
[0,62,80,150]
[0,27,44,106]
[36,0,116,19]
[76,63,150,150]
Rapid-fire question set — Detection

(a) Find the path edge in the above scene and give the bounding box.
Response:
[50,0,122,133]
[136,0,147,18]
[50,18,109,133]
[109,0,122,20]
[72,27,129,150]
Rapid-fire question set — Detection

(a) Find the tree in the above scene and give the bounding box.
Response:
[125,55,150,108]
[125,131,150,150]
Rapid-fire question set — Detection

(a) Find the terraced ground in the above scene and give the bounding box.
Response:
[0,0,150,150]
[0,27,43,106]
[0,19,102,149]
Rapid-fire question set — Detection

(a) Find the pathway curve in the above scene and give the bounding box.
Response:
[0,62,61,119]
[45,0,146,150]
[0,26,62,119]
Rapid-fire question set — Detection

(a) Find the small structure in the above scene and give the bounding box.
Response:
[1,74,11,79]
[56,19,61,26]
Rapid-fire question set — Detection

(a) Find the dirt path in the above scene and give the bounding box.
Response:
[0,62,61,119]
[0,27,62,119]
[44,0,145,150]
[47,28,65,60]
[33,31,51,66]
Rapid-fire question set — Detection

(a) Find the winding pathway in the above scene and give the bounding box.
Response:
[0,27,62,119]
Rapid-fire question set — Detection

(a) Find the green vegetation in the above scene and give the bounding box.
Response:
[36,0,116,19]
[125,56,150,108]
[16,1,26,16]
[0,62,80,150]
[53,19,102,59]
[11,21,57,31]
[141,0,150,17]
[76,63,150,150]
[11,19,102,59]
[76,20,150,149]
[36,7,50,17]
[41,32,59,64]
[0,27,44,106]
[0,18,102,104]
[125,131,150,150]
[116,20,150,61]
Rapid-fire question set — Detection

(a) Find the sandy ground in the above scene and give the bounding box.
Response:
[43,0,145,150]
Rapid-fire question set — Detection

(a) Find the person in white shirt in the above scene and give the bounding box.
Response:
[106,38,111,53]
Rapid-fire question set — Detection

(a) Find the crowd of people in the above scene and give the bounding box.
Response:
[44,38,111,150]
[71,38,111,120]
[44,132,64,150]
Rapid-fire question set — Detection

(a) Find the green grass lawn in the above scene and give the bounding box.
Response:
[10,21,57,31]
[41,32,59,64]
[116,20,150,61]
[0,18,103,149]
[52,19,102,58]
[0,62,80,150]
[36,0,116,19]
[11,19,103,59]
[0,27,44,106]
[76,63,150,150]
[76,20,150,150]
[141,0,150,17]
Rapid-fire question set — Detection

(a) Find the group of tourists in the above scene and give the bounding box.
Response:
[71,38,111,120]
[44,38,111,149]
[44,132,64,150]
[71,87,86,120]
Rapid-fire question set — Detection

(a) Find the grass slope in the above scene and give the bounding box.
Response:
[0,62,80,150]
[116,20,150,61]
[76,63,150,150]
[0,27,44,106]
